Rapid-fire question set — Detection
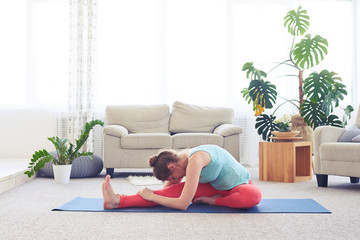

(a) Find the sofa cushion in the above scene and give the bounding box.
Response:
[352,135,360,142]
[338,124,360,142]
[320,142,360,162]
[105,105,170,133]
[169,101,234,133]
[172,133,223,149]
[213,124,242,137]
[121,133,172,149]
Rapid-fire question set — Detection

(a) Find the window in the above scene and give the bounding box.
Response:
[0,0,27,106]
[96,0,160,108]
[0,0,68,108]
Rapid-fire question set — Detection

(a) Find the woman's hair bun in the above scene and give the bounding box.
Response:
[149,155,158,167]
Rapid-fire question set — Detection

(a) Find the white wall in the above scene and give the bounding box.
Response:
[0,109,57,158]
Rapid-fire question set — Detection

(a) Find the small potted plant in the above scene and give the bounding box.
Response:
[272,114,300,139]
[25,119,104,183]
[274,114,292,132]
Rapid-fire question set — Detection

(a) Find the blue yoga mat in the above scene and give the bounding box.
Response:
[52,197,331,213]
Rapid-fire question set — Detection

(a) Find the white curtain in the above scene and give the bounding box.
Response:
[68,0,98,152]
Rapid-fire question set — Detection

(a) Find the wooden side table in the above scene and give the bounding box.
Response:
[259,141,312,183]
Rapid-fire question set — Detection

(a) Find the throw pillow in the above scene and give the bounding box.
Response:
[351,135,360,142]
[338,124,360,142]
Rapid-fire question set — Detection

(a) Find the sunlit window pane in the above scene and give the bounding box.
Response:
[33,1,69,106]
[96,0,159,107]
[166,0,228,106]
[0,0,27,106]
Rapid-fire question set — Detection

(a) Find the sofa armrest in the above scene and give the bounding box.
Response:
[314,126,345,145]
[313,126,345,173]
[104,125,129,138]
[213,124,242,137]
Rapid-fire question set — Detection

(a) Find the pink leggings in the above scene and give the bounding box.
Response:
[118,180,262,209]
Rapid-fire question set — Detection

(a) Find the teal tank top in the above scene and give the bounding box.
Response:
[189,145,250,190]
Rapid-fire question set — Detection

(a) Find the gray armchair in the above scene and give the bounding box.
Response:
[313,105,360,187]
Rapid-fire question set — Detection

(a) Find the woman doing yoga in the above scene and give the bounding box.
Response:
[102,144,262,210]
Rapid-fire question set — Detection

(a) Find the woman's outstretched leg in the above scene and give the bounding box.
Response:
[102,175,220,209]
[102,175,121,209]
[118,182,219,208]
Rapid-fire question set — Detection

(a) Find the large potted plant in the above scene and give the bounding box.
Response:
[241,6,353,141]
[25,119,104,183]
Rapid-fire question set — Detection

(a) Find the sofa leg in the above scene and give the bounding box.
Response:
[106,168,114,178]
[316,174,328,187]
[350,177,359,184]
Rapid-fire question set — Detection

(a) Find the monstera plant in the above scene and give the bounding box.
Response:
[242,6,353,141]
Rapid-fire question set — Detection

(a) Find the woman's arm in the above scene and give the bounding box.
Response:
[138,152,210,210]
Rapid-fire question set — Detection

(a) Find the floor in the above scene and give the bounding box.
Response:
[0,158,35,194]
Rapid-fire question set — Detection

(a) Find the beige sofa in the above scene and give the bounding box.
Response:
[314,106,360,187]
[103,101,242,177]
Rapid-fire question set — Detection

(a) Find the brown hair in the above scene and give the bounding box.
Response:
[149,150,179,181]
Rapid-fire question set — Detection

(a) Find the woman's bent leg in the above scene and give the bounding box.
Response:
[119,182,219,208]
[215,182,262,209]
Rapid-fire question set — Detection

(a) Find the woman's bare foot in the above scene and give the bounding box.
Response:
[102,175,121,209]
[193,194,222,205]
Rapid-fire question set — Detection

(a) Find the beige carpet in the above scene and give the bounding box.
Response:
[1,167,359,240]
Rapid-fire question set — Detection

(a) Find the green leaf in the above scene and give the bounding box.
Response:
[303,70,335,102]
[71,120,104,161]
[303,70,347,116]
[24,150,54,178]
[284,5,310,36]
[255,114,279,141]
[344,105,354,119]
[321,81,347,115]
[248,80,277,109]
[325,114,343,128]
[293,34,328,69]
[242,62,267,81]
[300,100,326,128]
[241,88,252,105]
[342,105,354,127]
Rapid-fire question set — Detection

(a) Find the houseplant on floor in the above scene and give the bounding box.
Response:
[25,119,104,183]
[241,5,353,141]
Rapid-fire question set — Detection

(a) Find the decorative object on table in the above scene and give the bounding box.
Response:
[291,114,313,142]
[271,131,299,138]
[270,114,301,141]
[24,120,104,184]
[274,114,292,132]
[241,5,353,141]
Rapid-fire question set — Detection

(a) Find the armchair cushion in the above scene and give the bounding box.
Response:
[338,124,360,142]
[169,101,233,133]
[320,142,360,162]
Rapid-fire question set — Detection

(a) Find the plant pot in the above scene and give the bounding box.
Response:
[272,131,300,138]
[53,165,72,184]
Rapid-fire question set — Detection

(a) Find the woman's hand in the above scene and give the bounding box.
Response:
[137,187,154,201]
